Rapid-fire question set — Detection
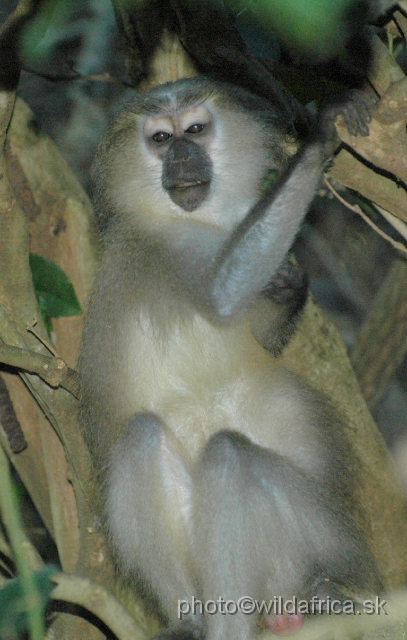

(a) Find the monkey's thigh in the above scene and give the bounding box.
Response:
[107,412,198,623]
[192,431,343,612]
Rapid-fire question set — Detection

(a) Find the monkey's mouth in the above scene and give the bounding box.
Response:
[175,180,207,188]
[167,180,210,212]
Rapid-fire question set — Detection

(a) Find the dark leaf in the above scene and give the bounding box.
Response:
[0,567,58,638]
[29,253,82,332]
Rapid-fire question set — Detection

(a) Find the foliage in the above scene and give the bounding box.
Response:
[0,568,57,639]
[29,253,82,335]
[20,0,77,63]
[231,0,361,57]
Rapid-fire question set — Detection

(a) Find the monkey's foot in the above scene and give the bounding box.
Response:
[263,260,308,306]
[266,612,304,636]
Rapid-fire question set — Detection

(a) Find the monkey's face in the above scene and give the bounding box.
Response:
[144,105,214,212]
[94,79,287,234]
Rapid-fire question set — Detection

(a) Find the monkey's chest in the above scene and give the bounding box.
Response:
[122,315,322,471]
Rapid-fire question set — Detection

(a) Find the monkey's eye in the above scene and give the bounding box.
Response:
[185,123,206,134]
[152,131,172,143]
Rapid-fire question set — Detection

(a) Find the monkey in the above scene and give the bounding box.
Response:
[78,76,382,640]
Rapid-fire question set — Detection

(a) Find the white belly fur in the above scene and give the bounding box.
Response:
[121,311,323,474]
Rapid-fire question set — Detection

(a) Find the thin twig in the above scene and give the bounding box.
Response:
[22,67,133,87]
[0,305,89,511]
[27,317,58,356]
[375,203,407,242]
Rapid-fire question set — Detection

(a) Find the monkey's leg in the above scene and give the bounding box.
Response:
[191,431,312,640]
[107,413,203,638]
[192,430,375,640]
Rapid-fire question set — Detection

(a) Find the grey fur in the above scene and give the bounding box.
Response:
[79,78,381,640]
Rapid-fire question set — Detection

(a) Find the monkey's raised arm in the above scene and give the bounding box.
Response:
[209,141,325,316]
[204,92,373,317]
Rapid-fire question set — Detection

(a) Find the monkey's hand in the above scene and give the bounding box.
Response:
[318,90,378,157]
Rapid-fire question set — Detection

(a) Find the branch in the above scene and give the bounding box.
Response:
[51,573,147,640]
[0,344,79,398]
[350,257,407,411]
[323,177,407,255]
[330,36,407,229]
[329,149,407,224]
[0,305,75,448]
[368,33,405,95]
[326,30,407,410]
[335,112,407,193]
[376,202,407,241]
[1,89,125,639]
[0,375,27,453]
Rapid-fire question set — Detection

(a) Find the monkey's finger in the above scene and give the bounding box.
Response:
[340,90,378,137]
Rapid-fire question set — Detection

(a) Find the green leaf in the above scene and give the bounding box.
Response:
[231,0,358,58]
[20,0,76,63]
[0,567,58,638]
[29,253,82,332]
